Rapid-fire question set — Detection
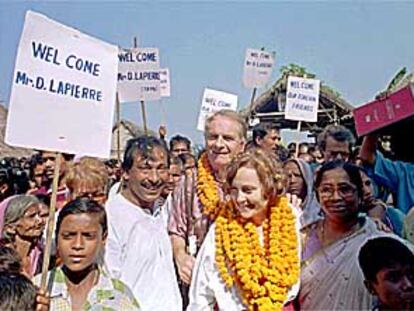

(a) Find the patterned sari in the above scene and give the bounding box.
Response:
[299,217,385,310]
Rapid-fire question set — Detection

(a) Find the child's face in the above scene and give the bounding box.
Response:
[371,263,414,310]
[57,213,106,272]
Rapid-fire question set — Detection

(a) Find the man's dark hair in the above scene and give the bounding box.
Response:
[252,123,279,145]
[169,135,191,152]
[314,160,363,199]
[38,151,74,162]
[0,246,22,274]
[358,237,414,282]
[56,198,108,242]
[178,153,196,166]
[35,193,50,207]
[122,136,169,172]
[317,124,355,152]
[170,156,184,167]
[0,272,36,311]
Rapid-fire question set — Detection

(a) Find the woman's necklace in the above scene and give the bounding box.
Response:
[318,219,361,264]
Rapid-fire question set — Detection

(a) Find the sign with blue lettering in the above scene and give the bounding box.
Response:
[197,88,238,131]
[243,48,274,88]
[285,76,320,122]
[5,11,118,158]
[117,48,161,102]
[160,68,171,97]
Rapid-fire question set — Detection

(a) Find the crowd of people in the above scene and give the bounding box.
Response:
[0,109,413,310]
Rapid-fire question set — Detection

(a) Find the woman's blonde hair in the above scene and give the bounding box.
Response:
[224,148,285,202]
[65,157,109,194]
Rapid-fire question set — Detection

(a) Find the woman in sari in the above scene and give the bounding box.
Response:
[188,149,300,310]
[300,160,388,310]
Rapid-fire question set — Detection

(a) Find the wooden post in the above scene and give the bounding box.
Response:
[295,121,302,158]
[116,93,121,162]
[250,87,257,108]
[140,100,148,135]
[40,152,61,291]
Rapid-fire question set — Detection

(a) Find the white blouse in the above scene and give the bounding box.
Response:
[188,219,301,311]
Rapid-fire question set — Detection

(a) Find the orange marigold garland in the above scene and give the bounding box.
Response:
[215,196,300,311]
[197,152,222,220]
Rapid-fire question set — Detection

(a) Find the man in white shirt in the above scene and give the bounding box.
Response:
[105,136,182,311]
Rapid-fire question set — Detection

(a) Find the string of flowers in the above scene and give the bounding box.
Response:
[196,152,222,220]
[215,196,300,311]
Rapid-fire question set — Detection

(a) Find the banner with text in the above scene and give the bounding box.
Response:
[5,11,118,158]
[160,68,171,97]
[197,88,238,131]
[285,76,320,122]
[243,48,274,88]
[117,47,161,102]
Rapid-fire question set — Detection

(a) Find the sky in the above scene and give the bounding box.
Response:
[1,1,414,145]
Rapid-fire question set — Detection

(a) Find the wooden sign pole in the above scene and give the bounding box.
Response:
[295,121,302,158]
[140,100,148,135]
[40,152,61,291]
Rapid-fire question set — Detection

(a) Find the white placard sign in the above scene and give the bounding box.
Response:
[5,11,118,158]
[285,76,320,122]
[117,47,161,102]
[160,68,171,97]
[197,88,238,131]
[243,48,274,88]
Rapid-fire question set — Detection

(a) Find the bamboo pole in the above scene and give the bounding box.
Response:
[40,152,61,290]
[295,121,302,158]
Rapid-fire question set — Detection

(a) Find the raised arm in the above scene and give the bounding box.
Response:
[360,134,378,165]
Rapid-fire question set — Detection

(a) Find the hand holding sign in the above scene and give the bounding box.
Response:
[5,10,119,293]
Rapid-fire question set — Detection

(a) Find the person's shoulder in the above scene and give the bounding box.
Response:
[105,193,135,216]
[376,151,414,170]
[109,277,140,309]
[33,267,66,298]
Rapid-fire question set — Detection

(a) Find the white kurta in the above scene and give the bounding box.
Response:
[105,193,182,311]
[188,223,300,311]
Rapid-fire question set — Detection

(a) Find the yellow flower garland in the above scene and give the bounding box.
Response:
[215,196,300,311]
[197,152,222,220]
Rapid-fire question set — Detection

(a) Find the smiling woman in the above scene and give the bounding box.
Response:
[188,149,300,311]
[299,160,389,310]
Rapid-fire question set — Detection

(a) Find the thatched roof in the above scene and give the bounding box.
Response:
[0,102,35,159]
[242,64,355,135]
